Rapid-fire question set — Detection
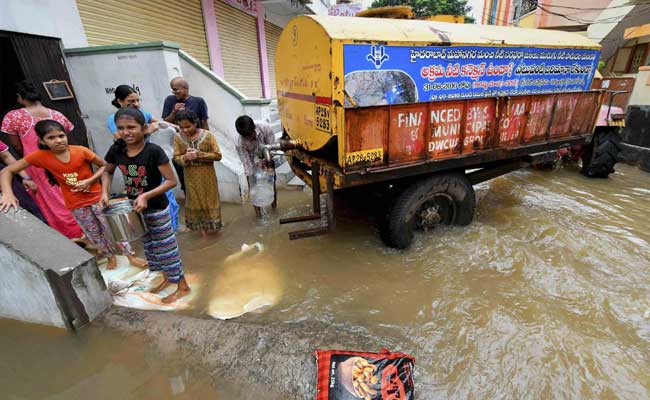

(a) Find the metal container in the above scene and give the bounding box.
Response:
[102,200,148,242]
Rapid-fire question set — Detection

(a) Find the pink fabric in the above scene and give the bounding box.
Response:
[0,140,8,153]
[1,108,83,239]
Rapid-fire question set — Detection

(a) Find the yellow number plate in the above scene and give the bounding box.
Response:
[315,104,331,132]
[609,119,625,127]
[345,148,384,166]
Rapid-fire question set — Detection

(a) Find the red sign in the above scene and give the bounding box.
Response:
[222,0,257,15]
[389,105,427,165]
[524,96,554,143]
[498,98,528,147]
[550,94,578,138]
[428,101,465,159]
[463,99,495,152]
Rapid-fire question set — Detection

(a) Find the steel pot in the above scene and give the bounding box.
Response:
[102,200,148,242]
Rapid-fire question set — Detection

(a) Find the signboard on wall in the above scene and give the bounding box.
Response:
[328,4,363,16]
[343,44,600,107]
[222,0,257,15]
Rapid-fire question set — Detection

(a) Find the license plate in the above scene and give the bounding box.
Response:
[609,119,625,127]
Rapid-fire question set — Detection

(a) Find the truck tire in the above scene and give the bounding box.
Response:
[581,128,622,178]
[381,173,475,249]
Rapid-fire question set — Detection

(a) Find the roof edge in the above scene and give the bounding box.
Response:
[65,41,181,55]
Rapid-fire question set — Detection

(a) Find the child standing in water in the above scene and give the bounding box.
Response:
[173,109,223,237]
[0,120,146,270]
[107,84,181,232]
[100,108,190,303]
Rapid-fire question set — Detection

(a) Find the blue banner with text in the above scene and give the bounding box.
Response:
[343,44,599,107]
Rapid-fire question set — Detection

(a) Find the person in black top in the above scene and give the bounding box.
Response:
[100,107,190,304]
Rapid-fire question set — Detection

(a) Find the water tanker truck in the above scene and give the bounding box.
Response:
[271,15,614,249]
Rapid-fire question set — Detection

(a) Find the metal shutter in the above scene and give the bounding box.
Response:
[215,0,262,98]
[76,0,211,67]
[265,20,282,99]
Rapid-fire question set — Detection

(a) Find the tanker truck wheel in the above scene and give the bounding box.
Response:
[581,128,622,178]
[381,173,475,249]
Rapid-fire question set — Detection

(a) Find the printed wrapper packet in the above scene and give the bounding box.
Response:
[315,349,415,400]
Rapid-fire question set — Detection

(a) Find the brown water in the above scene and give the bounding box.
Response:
[3,163,650,398]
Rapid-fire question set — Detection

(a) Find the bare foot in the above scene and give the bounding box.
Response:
[127,255,148,269]
[107,256,118,270]
[177,226,191,233]
[201,229,207,238]
[162,278,191,304]
[150,279,171,294]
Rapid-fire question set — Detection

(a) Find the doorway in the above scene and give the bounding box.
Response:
[0,31,87,148]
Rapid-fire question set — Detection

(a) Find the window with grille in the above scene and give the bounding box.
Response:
[627,44,648,73]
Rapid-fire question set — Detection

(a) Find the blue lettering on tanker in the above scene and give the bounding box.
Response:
[343,44,600,107]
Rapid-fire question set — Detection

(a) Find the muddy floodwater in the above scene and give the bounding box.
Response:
[3,164,650,399]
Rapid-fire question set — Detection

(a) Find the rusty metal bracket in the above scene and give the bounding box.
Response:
[279,163,335,240]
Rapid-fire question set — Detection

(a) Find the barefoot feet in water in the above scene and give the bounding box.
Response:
[127,255,148,269]
[107,255,118,270]
[150,278,171,294]
[162,277,191,304]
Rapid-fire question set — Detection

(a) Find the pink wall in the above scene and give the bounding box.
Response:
[201,0,271,98]
[256,2,271,98]
[201,0,225,77]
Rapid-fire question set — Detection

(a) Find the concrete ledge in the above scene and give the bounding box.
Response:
[0,204,111,330]
[179,50,253,104]
[620,142,650,173]
[65,41,181,56]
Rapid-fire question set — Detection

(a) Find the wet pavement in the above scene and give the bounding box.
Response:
[3,163,650,399]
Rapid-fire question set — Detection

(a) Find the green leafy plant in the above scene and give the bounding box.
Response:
[369,0,475,23]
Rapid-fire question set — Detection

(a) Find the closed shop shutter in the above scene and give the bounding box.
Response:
[215,0,262,98]
[76,0,211,67]
[265,21,282,98]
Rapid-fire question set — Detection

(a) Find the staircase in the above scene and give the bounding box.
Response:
[266,100,305,189]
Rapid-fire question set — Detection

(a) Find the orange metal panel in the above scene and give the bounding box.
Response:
[497,97,529,148]
[388,104,428,165]
[570,92,598,135]
[463,99,496,153]
[344,107,388,171]
[550,93,579,139]
[523,95,554,144]
[428,101,465,159]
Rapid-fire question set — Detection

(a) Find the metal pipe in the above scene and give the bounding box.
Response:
[257,139,300,164]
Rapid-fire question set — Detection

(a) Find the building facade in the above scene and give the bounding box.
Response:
[73,0,329,99]
[481,0,650,76]
[481,0,610,29]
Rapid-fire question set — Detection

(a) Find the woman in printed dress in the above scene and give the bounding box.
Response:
[172,109,222,237]
[1,81,82,239]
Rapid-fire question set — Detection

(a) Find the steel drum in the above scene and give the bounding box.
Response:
[102,199,148,242]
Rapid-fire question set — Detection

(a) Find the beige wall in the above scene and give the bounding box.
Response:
[518,12,536,28]
[536,0,610,29]
[628,67,650,105]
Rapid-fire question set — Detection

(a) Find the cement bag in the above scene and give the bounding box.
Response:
[315,349,415,400]
[99,257,197,311]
